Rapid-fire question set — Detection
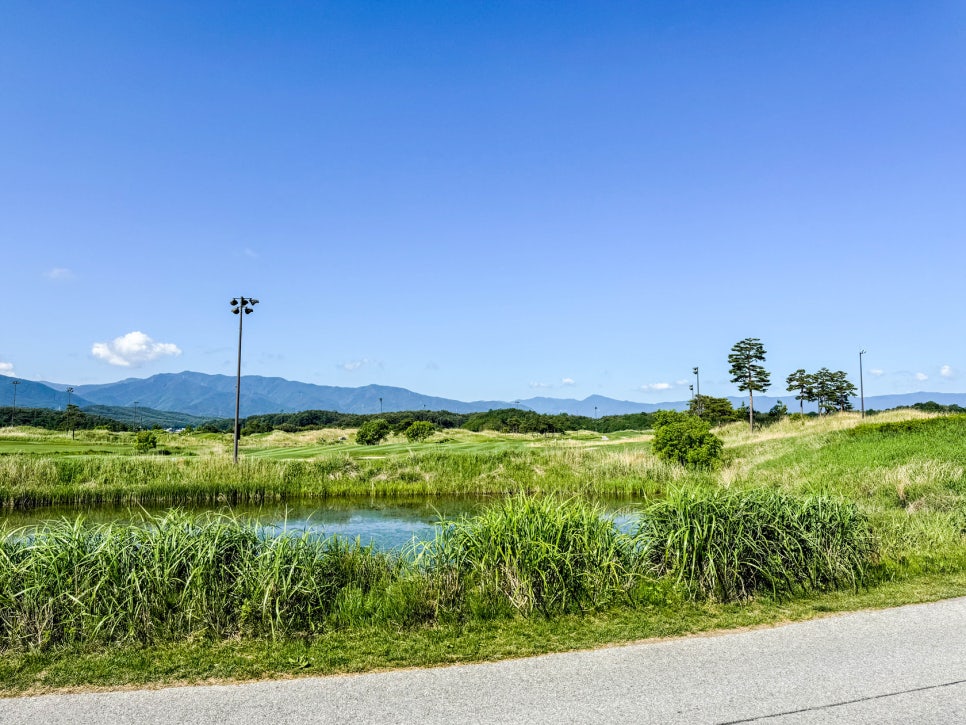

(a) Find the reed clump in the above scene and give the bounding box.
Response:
[639,488,876,602]
[0,511,402,649]
[422,495,643,617]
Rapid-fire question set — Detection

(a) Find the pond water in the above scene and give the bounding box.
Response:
[0,496,646,550]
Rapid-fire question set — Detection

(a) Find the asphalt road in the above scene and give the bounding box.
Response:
[3,597,965,724]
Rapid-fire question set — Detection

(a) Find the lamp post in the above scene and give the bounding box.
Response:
[66,386,75,439]
[859,350,866,418]
[379,397,383,414]
[10,380,19,427]
[231,296,259,463]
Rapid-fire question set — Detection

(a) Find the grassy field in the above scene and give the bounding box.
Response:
[0,409,964,693]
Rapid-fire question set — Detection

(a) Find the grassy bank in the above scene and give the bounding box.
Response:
[4,571,965,696]
[0,493,880,650]
[0,438,678,508]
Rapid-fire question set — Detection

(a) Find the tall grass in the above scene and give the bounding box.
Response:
[639,488,876,602]
[0,446,680,509]
[0,511,403,648]
[0,491,889,650]
[422,496,642,617]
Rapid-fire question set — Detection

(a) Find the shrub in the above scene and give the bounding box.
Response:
[404,421,435,443]
[356,419,391,446]
[133,430,158,453]
[651,416,722,469]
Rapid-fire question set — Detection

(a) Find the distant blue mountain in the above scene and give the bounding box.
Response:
[3,372,966,420]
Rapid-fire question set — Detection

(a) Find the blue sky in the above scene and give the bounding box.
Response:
[2,1,964,403]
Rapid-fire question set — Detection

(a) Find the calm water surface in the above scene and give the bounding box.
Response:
[0,496,646,549]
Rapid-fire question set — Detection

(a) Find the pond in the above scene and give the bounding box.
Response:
[0,495,646,550]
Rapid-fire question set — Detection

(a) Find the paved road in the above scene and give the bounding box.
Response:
[3,597,965,724]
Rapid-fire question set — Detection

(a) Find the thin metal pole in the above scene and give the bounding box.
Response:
[11,380,19,426]
[67,386,74,439]
[693,366,701,415]
[234,302,244,464]
[859,350,866,418]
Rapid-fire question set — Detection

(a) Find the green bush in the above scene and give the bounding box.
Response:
[404,421,435,442]
[356,419,391,446]
[651,416,722,469]
[133,430,158,453]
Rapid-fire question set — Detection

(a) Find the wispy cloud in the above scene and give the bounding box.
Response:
[339,359,371,372]
[561,377,576,386]
[641,382,672,391]
[675,379,688,386]
[529,381,552,389]
[243,248,258,259]
[91,331,182,367]
[915,372,928,382]
[0,362,14,376]
[869,368,885,376]
[941,365,955,379]
[44,267,74,280]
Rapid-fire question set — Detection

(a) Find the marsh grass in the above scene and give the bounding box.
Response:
[639,488,876,602]
[0,511,403,649]
[422,496,643,617]
[0,443,678,509]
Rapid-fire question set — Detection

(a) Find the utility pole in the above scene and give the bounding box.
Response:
[693,366,701,415]
[859,350,866,418]
[66,386,75,439]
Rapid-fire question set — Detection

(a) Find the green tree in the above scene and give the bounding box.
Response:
[728,338,771,431]
[404,420,435,442]
[828,370,858,412]
[133,430,158,453]
[785,369,814,417]
[652,415,723,469]
[355,418,391,445]
[688,395,738,425]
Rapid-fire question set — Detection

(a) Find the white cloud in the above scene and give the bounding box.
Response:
[641,382,672,391]
[561,377,576,386]
[941,365,955,379]
[869,369,885,377]
[915,372,928,382]
[243,248,259,259]
[91,331,182,367]
[45,267,74,280]
[0,362,14,376]
[675,379,688,386]
[339,359,370,372]
[529,381,552,389]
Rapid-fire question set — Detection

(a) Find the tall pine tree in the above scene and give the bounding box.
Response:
[728,338,771,432]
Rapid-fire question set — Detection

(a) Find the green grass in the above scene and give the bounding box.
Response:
[3,570,965,696]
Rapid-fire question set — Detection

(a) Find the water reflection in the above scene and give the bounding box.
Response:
[0,495,645,550]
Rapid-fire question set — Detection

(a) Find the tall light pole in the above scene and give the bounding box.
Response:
[379,397,383,414]
[66,386,75,439]
[231,296,259,464]
[10,380,19,427]
[859,349,866,418]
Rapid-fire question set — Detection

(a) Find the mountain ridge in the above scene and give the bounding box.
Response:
[3,372,965,419]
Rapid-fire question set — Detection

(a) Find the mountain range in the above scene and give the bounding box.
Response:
[3,372,965,421]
